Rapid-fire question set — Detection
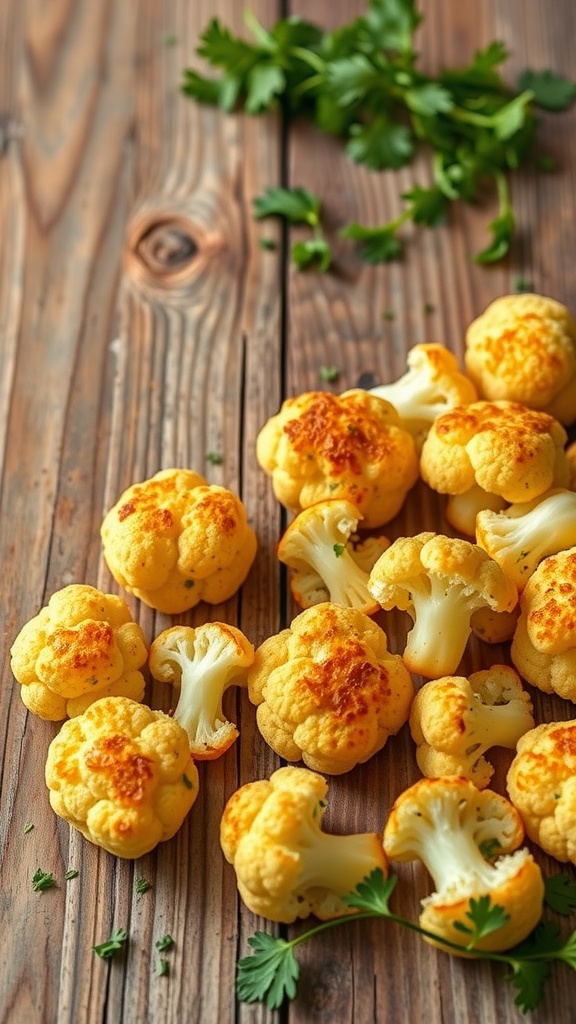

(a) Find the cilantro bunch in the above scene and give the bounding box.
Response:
[182,0,576,264]
[237,869,576,1014]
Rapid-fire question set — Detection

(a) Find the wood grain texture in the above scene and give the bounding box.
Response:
[0,1,575,1022]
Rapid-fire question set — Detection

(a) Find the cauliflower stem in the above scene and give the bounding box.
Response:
[402,576,488,678]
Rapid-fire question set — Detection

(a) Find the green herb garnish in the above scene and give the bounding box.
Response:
[319,365,340,383]
[32,869,56,892]
[135,877,151,894]
[93,928,128,960]
[182,1,576,264]
[253,187,332,270]
[205,451,223,465]
[236,869,576,1014]
[155,934,175,952]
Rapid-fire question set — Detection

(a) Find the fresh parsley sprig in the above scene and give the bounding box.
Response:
[253,186,332,270]
[182,0,576,264]
[236,869,576,1014]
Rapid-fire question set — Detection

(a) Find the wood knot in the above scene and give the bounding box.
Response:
[133,218,198,275]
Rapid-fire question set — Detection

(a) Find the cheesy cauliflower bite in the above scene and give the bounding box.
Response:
[369,343,478,452]
[420,400,569,535]
[100,468,257,614]
[510,546,576,701]
[220,765,388,923]
[10,584,147,721]
[255,389,419,528]
[247,602,415,775]
[45,695,199,858]
[507,721,576,864]
[383,777,544,954]
[465,293,576,425]
[409,666,534,788]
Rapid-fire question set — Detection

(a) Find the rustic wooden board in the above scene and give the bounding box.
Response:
[1,1,576,1022]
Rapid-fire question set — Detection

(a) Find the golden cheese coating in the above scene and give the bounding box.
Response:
[421,400,569,504]
[256,389,419,528]
[247,602,414,774]
[10,584,147,721]
[465,293,576,425]
[100,468,257,614]
[507,721,576,864]
[45,695,199,859]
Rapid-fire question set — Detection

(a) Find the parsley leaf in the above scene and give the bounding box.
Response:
[253,187,321,226]
[340,221,403,263]
[93,927,128,960]
[402,185,448,226]
[544,874,576,916]
[183,1,576,265]
[32,869,56,892]
[156,934,175,953]
[518,68,576,111]
[236,932,300,1009]
[291,238,332,271]
[452,895,510,946]
[346,116,414,170]
[319,365,340,382]
[236,868,576,1014]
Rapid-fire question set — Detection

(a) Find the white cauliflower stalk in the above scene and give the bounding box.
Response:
[148,623,254,760]
[369,343,477,451]
[277,499,389,613]
[476,488,576,590]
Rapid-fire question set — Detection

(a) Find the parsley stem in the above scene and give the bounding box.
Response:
[289,46,326,74]
[276,908,569,971]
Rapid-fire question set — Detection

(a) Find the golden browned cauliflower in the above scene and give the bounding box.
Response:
[369,343,478,451]
[220,765,388,923]
[409,666,534,788]
[45,695,199,858]
[255,389,419,528]
[507,721,576,865]
[510,546,576,701]
[383,777,544,954]
[10,584,147,721]
[367,532,518,679]
[465,293,576,425]
[247,602,415,775]
[420,400,569,534]
[100,468,257,614]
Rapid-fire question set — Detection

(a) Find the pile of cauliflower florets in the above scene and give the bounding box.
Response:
[10,290,576,959]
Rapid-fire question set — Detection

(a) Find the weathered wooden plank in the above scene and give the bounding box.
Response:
[1,1,576,1023]
[283,1,576,1022]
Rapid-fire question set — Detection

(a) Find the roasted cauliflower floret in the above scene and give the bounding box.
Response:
[476,488,576,590]
[465,293,576,426]
[148,622,254,760]
[507,721,576,864]
[367,532,518,679]
[369,343,478,452]
[247,602,414,775]
[256,389,419,528]
[510,546,576,701]
[420,400,569,535]
[45,695,199,858]
[277,498,389,614]
[383,777,544,953]
[100,468,257,614]
[409,666,535,788]
[10,584,147,722]
[220,765,388,923]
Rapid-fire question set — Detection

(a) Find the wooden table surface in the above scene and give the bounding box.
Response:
[2,1,576,1022]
